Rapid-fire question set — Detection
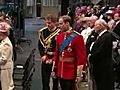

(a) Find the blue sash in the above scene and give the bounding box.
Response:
[60,33,78,53]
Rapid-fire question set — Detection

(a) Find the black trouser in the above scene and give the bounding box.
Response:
[52,77,58,90]
[41,62,58,90]
[60,78,75,90]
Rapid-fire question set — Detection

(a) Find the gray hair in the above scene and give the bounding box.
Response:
[95,19,108,28]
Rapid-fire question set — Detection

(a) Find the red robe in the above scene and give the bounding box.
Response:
[53,31,86,80]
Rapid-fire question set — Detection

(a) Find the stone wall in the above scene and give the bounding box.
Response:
[41,6,60,18]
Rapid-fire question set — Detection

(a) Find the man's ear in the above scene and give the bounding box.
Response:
[66,21,70,26]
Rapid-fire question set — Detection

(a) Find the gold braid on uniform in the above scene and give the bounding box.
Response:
[45,28,60,44]
[38,27,60,48]
[38,27,47,48]
[73,30,81,35]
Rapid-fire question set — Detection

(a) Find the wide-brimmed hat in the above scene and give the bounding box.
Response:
[106,10,113,14]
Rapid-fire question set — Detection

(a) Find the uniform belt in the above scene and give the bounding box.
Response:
[47,51,55,55]
[59,56,75,62]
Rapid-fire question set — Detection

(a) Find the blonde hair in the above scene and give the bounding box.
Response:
[59,15,71,24]
[45,14,57,23]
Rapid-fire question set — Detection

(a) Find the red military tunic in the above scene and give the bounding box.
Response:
[53,31,86,80]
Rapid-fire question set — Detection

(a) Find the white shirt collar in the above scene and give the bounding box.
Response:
[99,29,107,37]
[116,21,120,25]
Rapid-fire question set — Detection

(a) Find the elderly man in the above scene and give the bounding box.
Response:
[86,16,98,55]
[112,12,120,89]
[0,22,14,90]
[88,19,114,90]
[85,16,98,90]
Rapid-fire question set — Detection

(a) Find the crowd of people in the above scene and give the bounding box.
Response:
[1,3,120,90]
[72,4,120,90]
[38,4,120,90]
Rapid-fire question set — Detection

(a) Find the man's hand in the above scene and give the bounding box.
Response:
[76,76,83,82]
[77,65,83,77]
[75,75,83,90]
[41,55,48,62]
[45,59,52,64]
[51,71,57,79]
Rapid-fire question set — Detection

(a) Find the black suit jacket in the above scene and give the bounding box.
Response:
[89,31,114,90]
[86,30,98,55]
[113,21,120,39]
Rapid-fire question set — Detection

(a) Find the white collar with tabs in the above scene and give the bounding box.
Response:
[116,20,120,25]
[98,29,107,37]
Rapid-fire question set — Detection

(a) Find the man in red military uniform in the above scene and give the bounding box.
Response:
[52,15,86,90]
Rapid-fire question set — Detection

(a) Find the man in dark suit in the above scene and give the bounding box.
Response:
[88,19,114,90]
[112,12,120,89]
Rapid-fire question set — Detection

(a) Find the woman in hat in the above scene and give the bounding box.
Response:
[0,22,14,90]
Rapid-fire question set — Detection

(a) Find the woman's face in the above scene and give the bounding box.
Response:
[114,13,120,21]
[91,8,95,14]
[82,22,88,28]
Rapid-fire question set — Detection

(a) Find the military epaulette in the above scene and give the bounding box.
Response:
[38,27,48,33]
[38,27,48,47]
[73,30,81,35]
[38,27,48,39]
[56,27,61,33]
[45,28,60,43]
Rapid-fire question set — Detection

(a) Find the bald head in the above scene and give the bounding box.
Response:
[89,16,98,22]
[94,19,108,34]
[89,16,98,28]
[95,19,107,28]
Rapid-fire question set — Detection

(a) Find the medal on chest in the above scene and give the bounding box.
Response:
[67,42,72,52]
